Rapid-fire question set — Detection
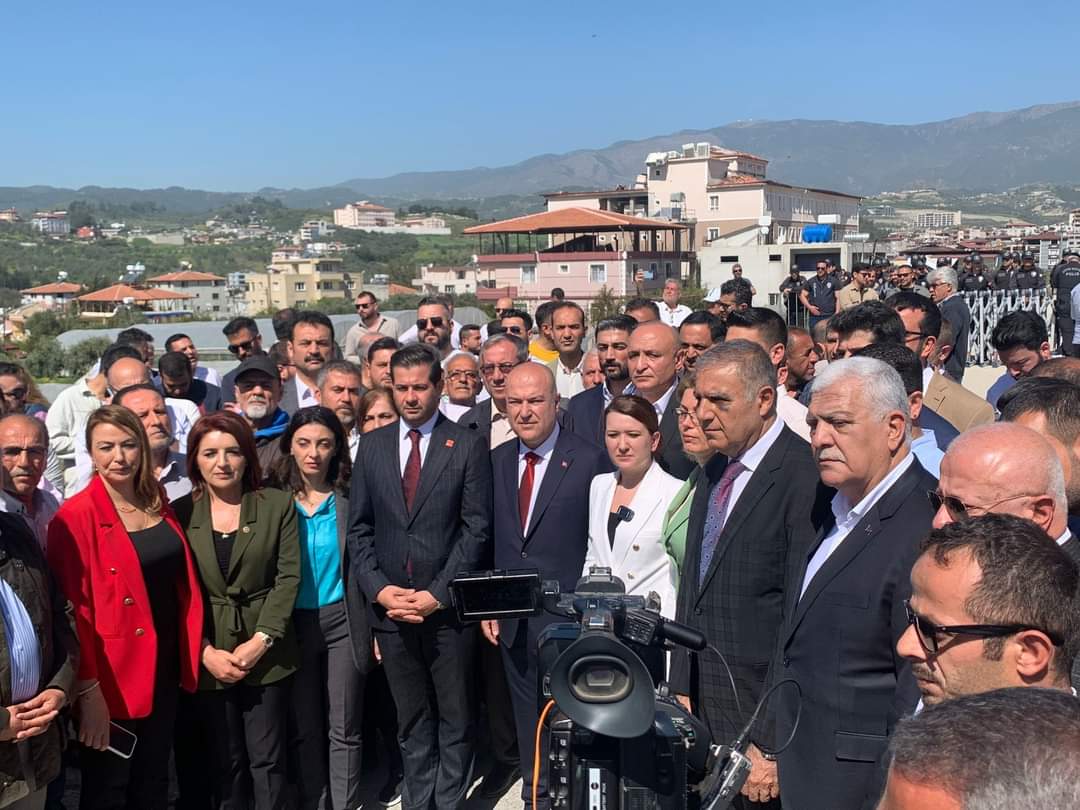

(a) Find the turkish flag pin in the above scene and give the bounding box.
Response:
[445,439,455,448]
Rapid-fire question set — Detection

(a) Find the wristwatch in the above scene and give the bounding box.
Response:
[257,632,275,649]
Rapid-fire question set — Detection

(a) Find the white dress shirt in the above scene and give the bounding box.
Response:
[348,428,360,462]
[627,382,677,420]
[910,430,944,478]
[1055,529,1071,547]
[659,303,692,328]
[398,412,439,474]
[517,425,560,533]
[800,453,916,599]
[776,385,812,442]
[294,375,319,411]
[194,365,222,387]
[552,356,586,399]
[721,416,785,526]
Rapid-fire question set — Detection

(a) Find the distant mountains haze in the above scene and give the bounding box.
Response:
[3,102,1079,214]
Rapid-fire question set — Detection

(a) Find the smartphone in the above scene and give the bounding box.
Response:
[107,722,138,759]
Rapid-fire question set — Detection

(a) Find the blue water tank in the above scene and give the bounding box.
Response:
[802,224,833,243]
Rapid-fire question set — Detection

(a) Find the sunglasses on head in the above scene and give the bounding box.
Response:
[416,317,445,329]
[903,599,1058,655]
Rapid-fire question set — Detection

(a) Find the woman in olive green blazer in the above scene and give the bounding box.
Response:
[173,411,300,810]
[661,377,716,580]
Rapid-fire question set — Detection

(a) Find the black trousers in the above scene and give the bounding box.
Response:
[375,621,476,810]
[79,664,179,810]
[362,666,403,776]
[174,689,212,810]
[478,636,519,769]
[1058,315,1078,356]
[291,603,366,810]
[200,679,293,810]
[500,632,548,809]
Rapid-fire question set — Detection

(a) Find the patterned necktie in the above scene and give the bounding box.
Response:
[401,429,422,511]
[698,460,745,587]
[518,452,541,532]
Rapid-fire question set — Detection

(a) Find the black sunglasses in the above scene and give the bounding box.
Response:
[926,490,1037,521]
[227,339,257,356]
[416,317,445,329]
[903,600,1058,654]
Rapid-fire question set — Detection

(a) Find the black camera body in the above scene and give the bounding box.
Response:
[450,568,750,810]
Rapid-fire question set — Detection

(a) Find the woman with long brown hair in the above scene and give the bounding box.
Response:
[173,409,299,810]
[47,405,205,810]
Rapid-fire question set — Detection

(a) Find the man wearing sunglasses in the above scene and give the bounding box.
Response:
[413,297,454,360]
[398,294,463,350]
[897,515,1078,709]
[220,316,266,404]
[931,422,1077,560]
[343,291,401,363]
[837,262,880,311]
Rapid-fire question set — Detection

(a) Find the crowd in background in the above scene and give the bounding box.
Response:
[0,269,1077,810]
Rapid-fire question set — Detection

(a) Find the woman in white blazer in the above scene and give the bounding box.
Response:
[584,395,685,618]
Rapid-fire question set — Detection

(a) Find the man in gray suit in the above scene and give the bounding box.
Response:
[347,343,493,810]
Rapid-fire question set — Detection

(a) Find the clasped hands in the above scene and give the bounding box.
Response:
[376,586,441,623]
[0,688,66,742]
[201,634,270,684]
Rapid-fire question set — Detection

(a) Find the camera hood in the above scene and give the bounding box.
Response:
[548,633,656,738]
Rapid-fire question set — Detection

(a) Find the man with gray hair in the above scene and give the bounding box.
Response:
[672,340,820,807]
[460,334,530,447]
[777,357,938,810]
[878,688,1080,809]
[926,265,969,383]
[930,421,1077,559]
[316,360,365,460]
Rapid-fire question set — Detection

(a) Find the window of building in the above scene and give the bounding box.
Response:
[707,228,720,241]
[212,292,220,299]
[521,264,536,284]
[444,285,455,293]
[664,262,672,276]
[709,195,719,211]
[769,254,783,262]
[346,281,355,290]
[589,264,606,284]
[559,264,569,275]
[720,255,740,263]
[294,282,306,291]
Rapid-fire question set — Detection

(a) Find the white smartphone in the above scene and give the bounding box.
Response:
[107,721,138,759]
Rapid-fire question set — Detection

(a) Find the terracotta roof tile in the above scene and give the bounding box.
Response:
[77,284,192,303]
[22,281,83,295]
[464,207,686,235]
[147,270,225,282]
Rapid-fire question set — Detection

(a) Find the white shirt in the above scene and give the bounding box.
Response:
[776,385,812,443]
[439,400,472,422]
[910,430,944,478]
[1071,285,1080,343]
[553,356,586,399]
[294,375,319,411]
[194,365,222,387]
[627,381,677,419]
[722,416,785,526]
[1055,529,1071,547]
[517,425,560,533]
[158,451,193,502]
[800,453,916,599]
[659,303,692,328]
[349,428,360,462]
[398,412,439,474]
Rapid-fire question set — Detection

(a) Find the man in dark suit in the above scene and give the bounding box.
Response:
[777,356,936,810]
[460,334,529,448]
[348,343,493,810]
[626,320,695,479]
[480,363,609,810]
[671,340,821,809]
[566,315,636,446]
[926,266,970,382]
[280,311,336,416]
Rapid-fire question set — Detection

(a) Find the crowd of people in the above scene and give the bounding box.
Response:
[0,278,1077,810]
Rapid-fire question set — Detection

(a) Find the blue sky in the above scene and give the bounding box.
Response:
[2,0,1077,191]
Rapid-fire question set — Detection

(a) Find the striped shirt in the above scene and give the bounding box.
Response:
[0,576,40,703]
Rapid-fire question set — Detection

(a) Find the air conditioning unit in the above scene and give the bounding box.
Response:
[682,143,696,158]
[695,142,710,157]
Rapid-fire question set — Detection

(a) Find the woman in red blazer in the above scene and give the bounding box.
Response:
[47,405,204,810]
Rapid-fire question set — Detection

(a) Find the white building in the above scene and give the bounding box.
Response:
[21,281,83,309]
[334,201,397,229]
[413,264,493,296]
[31,211,69,235]
[915,211,962,229]
[146,269,229,315]
[299,220,335,241]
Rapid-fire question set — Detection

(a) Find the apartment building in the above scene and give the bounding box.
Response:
[147,268,228,315]
[31,211,70,235]
[244,256,355,314]
[299,220,335,241]
[914,211,962,229]
[0,208,20,223]
[413,264,493,296]
[333,201,397,229]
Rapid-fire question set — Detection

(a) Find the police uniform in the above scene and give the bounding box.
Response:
[992,267,1017,291]
[803,275,837,328]
[1016,264,1043,291]
[779,274,804,326]
[960,270,990,292]
[1051,257,1080,356]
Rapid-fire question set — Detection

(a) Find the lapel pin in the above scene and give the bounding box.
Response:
[561,460,568,468]
[445,439,455,448]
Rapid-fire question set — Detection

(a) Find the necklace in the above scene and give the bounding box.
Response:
[114,502,140,514]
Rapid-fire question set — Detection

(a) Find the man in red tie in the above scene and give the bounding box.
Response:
[481,363,609,809]
[347,343,492,810]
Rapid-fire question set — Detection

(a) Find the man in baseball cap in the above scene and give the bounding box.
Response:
[232,355,289,474]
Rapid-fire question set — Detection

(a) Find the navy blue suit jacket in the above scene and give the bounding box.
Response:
[566,385,605,446]
[490,426,609,651]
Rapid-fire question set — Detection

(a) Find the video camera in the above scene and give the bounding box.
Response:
[450,568,754,810]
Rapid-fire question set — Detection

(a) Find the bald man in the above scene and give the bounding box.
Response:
[932,422,1077,558]
[484,363,608,808]
[627,321,694,479]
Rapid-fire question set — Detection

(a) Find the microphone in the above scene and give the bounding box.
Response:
[615,506,635,523]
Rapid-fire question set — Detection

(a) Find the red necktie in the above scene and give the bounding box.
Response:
[518,452,541,532]
[402,429,422,511]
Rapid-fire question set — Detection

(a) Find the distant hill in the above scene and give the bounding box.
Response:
[3,102,1079,216]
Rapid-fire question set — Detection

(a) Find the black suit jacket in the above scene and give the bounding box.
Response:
[670,424,822,748]
[347,414,492,631]
[776,458,937,810]
[657,391,695,481]
[490,427,609,652]
[566,384,605,446]
[939,295,970,382]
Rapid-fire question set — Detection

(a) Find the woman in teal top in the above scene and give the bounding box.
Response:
[270,406,371,810]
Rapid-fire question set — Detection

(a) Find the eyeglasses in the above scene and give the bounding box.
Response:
[447,370,480,382]
[480,362,518,376]
[904,330,929,343]
[227,339,257,355]
[504,325,524,335]
[903,600,1058,654]
[675,408,698,422]
[926,490,1039,521]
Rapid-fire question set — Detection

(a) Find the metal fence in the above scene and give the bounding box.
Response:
[961,289,1055,367]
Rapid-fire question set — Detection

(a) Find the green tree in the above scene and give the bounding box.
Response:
[25,339,65,379]
[588,286,622,326]
[311,297,357,315]
[66,337,112,378]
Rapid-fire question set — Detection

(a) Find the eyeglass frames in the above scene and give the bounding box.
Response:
[903,600,1059,654]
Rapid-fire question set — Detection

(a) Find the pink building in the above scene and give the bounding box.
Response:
[464,208,691,314]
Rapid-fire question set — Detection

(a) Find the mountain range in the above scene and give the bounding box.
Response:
[3,102,1079,215]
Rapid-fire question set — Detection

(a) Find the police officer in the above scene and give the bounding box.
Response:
[992,252,1017,291]
[960,252,991,292]
[799,259,838,329]
[1051,250,1080,356]
[1016,251,1043,291]
[779,267,804,326]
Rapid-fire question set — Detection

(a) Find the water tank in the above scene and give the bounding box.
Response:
[802,224,833,243]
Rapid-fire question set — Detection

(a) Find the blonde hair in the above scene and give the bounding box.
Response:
[85,405,162,514]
